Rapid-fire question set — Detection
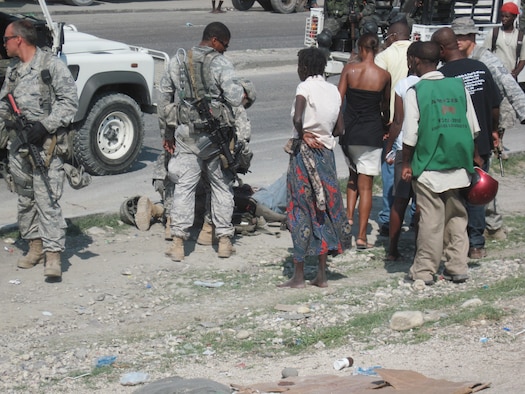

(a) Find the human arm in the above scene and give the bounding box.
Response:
[401,87,419,181]
[293,94,323,149]
[511,60,525,79]
[337,65,350,100]
[381,76,391,130]
[41,59,78,133]
[385,93,404,162]
[332,111,344,137]
[158,58,180,152]
[361,0,376,17]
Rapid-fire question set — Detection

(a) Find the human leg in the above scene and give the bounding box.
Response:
[278,259,306,288]
[442,189,469,281]
[378,150,394,235]
[408,182,444,283]
[346,168,358,225]
[310,253,328,288]
[168,152,202,239]
[388,197,410,260]
[206,155,234,239]
[356,173,374,246]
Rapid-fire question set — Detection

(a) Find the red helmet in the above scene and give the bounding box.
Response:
[465,167,499,205]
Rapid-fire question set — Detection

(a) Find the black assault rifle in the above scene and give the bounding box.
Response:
[495,128,505,177]
[7,93,56,204]
[193,98,240,175]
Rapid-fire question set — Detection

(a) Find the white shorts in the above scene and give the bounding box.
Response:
[345,145,382,176]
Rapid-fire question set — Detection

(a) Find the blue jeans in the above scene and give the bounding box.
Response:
[466,157,489,248]
[378,144,394,226]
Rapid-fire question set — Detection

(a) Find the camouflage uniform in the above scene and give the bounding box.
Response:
[323,0,377,37]
[158,45,244,240]
[0,48,78,251]
[471,45,525,129]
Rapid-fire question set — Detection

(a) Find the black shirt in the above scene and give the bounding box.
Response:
[439,58,502,156]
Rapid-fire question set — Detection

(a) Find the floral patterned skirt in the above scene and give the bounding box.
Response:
[287,146,352,263]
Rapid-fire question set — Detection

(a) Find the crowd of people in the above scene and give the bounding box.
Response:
[3,2,522,285]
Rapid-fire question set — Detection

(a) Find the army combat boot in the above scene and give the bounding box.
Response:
[197,221,218,245]
[17,238,45,269]
[165,237,184,261]
[135,197,165,231]
[218,236,235,258]
[44,251,62,278]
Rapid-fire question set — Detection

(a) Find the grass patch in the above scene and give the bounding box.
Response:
[66,213,126,236]
[496,152,525,176]
[0,213,127,238]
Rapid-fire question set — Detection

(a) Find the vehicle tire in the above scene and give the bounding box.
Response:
[74,93,144,176]
[270,0,296,13]
[258,0,274,11]
[65,0,94,5]
[232,0,256,11]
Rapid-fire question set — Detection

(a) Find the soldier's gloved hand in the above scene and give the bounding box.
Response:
[25,122,48,145]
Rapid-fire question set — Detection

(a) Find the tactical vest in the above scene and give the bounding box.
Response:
[177,47,235,130]
[411,78,474,178]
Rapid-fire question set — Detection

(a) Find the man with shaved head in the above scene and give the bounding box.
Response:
[431,27,501,261]
[401,41,479,285]
[375,20,412,237]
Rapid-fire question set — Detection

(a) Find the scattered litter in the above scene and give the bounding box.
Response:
[194,280,224,288]
[203,348,216,356]
[333,357,353,370]
[42,311,52,316]
[185,22,193,27]
[121,270,132,276]
[145,283,152,289]
[353,366,382,376]
[515,328,525,336]
[4,246,13,253]
[480,337,489,344]
[120,371,149,386]
[503,327,511,332]
[62,372,91,380]
[96,355,117,367]
[9,279,21,285]
[3,237,15,244]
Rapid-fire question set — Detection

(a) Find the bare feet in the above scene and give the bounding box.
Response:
[385,252,402,261]
[277,277,306,288]
[309,278,328,287]
[211,8,225,13]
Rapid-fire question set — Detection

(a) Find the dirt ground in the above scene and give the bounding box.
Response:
[1,167,525,393]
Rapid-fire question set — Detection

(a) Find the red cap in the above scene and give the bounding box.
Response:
[501,2,519,15]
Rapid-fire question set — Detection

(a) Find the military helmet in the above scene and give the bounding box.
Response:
[240,78,256,108]
[120,195,141,225]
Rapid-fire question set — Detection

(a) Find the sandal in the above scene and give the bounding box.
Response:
[356,238,374,250]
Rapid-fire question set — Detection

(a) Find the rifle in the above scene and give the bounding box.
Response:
[6,93,56,204]
[193,98,239,175]
[495,128,505,177]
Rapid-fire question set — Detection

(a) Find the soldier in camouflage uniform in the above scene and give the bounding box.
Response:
[452,17,525,241]
[452,18,525,130]
[0,20,78,279]
[158,22,244,261]
[317,0,378,51]
[149,77,254,242]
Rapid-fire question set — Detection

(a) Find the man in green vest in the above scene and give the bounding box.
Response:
[401,41,480,285]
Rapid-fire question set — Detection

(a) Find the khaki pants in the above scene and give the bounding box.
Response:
[409,181,469,282]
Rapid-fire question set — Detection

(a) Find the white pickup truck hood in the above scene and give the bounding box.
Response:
[61,29,132,54]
